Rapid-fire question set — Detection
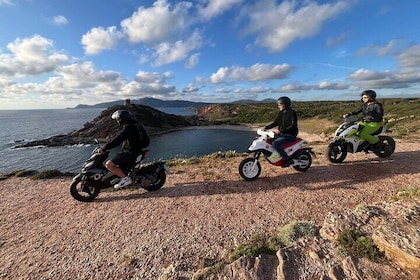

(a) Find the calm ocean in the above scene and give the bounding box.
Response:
[0,108,256,173]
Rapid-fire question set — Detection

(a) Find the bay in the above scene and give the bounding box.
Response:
[0,108,256,173]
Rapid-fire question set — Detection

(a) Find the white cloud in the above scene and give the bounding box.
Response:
[238,0,351,52]
[0,0,14,5]
[185,53,200,69]
[349,68,420,89]
[121,80,175,97]
[210,63,294,84]
[134,71,171,84]
[81,26,123,55]
[182,83,199,93]
[53,15,68,26]
[197,0,243,20]
[0,35,68,78]
[397,45,420,68]
[152,30,203,66]
[120,0,192,44]
[356,40,401,57]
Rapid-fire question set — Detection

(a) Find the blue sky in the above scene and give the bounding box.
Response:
[0,0,419,109]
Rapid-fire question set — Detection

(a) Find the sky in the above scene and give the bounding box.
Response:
[0,0,419,109]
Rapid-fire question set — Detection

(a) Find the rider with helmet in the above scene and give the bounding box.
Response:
[98,109,149,189]
[343,90,384,149]
[264,96,299,167]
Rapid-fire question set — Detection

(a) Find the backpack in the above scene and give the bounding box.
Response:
[138,124,150,148]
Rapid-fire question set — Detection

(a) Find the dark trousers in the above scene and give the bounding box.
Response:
[273,134,296,159]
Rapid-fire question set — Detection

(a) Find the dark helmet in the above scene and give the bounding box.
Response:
[277,96,292,109]
[361,90,376,99]
[111,110,133,125]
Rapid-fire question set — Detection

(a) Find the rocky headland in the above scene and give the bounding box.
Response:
[14,103,211,148]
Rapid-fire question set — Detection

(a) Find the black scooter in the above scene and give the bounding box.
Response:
[70,141,169,202]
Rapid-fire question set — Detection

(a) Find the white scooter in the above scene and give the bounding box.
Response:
[326,117,396,163]
[239,129,314,181]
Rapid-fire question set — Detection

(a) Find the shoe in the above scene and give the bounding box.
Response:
[114,176,132,189]
[281,158,294,168]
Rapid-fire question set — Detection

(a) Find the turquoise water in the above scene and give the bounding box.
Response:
[0,108,256,173]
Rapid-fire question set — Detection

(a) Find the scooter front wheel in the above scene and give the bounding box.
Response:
[239,158,261,181]
[326,142,347,163]
[70,177,100,202]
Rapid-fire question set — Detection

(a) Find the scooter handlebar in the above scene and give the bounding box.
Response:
[257,129,275,138]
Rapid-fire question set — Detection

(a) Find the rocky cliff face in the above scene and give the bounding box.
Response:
[15,104,210,148]
[193,197,419,280]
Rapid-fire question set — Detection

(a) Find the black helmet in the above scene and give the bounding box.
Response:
[111,110,133,125]
[361,90,376,99]
[277,96,292,109]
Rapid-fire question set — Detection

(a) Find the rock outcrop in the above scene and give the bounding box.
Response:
[193,197,419,280]
[14,103,210,148]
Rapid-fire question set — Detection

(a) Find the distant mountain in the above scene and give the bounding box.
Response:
[74,97,276,109]
[74,97,212,109]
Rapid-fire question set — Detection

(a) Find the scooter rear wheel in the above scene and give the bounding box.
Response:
[373,136,396,158]
[142,169,167,191]
[239,158,261,181]
[292,150,312,172]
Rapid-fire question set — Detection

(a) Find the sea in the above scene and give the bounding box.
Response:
[0,108,257,173]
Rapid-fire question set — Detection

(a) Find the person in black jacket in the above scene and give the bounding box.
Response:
[98,110,149,189]
[343,90,384,149]
[264,96,298,166]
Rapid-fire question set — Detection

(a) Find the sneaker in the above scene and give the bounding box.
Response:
[281,158,294,168]
[114,176,132,189]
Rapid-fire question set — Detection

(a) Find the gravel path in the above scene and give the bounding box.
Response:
[0,139,419,279]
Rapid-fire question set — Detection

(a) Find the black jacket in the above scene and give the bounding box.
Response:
[103,121,148,154]
[348,102,383,122]
[265,108,298,136]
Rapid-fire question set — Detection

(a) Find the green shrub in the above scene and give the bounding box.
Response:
[276,221,319,246]
[229,233,277,262]
[337,228,385,262]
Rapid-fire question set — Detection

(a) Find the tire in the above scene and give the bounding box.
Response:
[239,158,261,181]
[292,150,312,172]
[326,142,347,163]
[142,169,166,191]
[70,177,100,202]
[373,136,396,158]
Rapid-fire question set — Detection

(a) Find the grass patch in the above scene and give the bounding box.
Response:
[299,118,337,135]
[30,169,63,179]
[0,171,17,181]
[391,188,420,201]
[336,228,385,262]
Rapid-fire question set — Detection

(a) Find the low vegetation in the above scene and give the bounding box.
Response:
[229,221,319,262]
[391,188,420,201]
[166,150,242,167]
[197,98,420,139]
